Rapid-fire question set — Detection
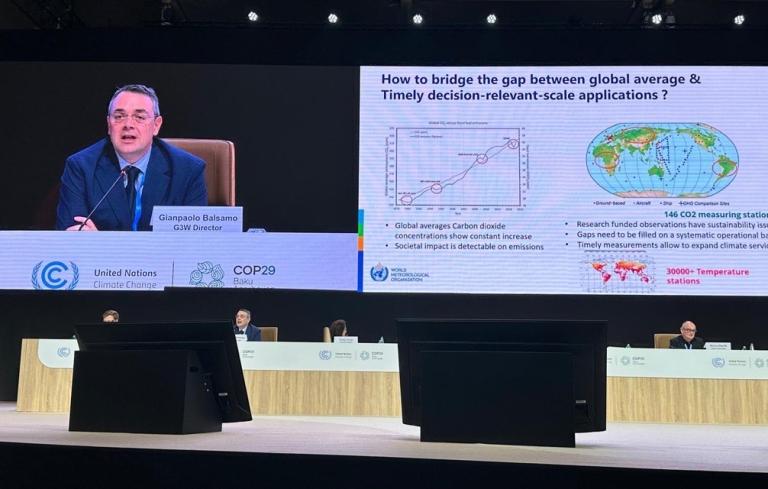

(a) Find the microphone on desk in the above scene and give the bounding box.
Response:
[78,169,126,231]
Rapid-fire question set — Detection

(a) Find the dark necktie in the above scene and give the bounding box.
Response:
[124,166,140,229]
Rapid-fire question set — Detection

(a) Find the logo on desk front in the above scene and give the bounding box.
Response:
[370,263,389,282]
[755,358,765,368]
[189,261,225,287]
[319,350,332,360]
[56,347,72,358]
[620,356,631,366]
[32,261,79,290]
[712,357,726,368]
[360,351,370,361]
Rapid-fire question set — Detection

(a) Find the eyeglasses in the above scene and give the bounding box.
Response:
[682,328,696,333]
[109,112,156,125]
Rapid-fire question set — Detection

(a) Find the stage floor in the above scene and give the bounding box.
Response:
[0,402,766,474]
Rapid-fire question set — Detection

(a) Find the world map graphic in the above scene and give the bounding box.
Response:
[587,123,738,198]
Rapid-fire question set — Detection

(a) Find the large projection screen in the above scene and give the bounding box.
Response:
[358,66,768,295]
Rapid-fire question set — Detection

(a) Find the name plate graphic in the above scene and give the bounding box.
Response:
[151,206,243,232]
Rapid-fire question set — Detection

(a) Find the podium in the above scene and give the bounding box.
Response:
[420,351,575,447]
[69,350,222,434]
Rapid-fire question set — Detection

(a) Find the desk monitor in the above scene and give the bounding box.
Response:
[396,318,607,433]
[74,321,251,423]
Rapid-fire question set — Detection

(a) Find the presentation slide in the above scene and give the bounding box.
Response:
[359,66,768,295]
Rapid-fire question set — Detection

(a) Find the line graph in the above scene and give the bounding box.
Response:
[389,127,526,208]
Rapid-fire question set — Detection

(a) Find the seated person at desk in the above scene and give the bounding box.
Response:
[329,319,348,342]
[669,320,705,350]
[102,309,119,323]
[73,309,119,338]
[233,308,261,341]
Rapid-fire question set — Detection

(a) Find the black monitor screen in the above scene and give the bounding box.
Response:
[74,321,251,423]
[396,318,606,433]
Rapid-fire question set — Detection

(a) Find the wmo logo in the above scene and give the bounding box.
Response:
[370,263,389,282]
[31,261,79,290]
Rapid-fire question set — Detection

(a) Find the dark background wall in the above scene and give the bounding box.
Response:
[0,26,766,400]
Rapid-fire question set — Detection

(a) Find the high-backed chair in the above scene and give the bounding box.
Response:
[259,326,278,342]
[163,138,236,206]
[654,333,678,349]
[322,326,331,343]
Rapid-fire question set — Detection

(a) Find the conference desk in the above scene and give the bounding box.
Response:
[606,346,768,424]
[16,340,768,424]
[17,339,401,416]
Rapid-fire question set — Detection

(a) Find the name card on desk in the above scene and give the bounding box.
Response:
[334,336,358,344]
[151,206,243,232]
[705,342,732,350]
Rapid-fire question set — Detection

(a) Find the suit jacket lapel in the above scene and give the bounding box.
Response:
[94,151,131,230]
[139,142,171,230]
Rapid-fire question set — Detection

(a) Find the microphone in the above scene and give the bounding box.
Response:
[78,169,127,231]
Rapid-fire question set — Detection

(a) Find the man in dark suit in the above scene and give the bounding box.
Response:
[234,308,261,341]
[669,320,705,349]
[56,84,207,231]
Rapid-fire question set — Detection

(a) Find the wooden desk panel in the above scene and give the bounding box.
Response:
[17,339,73,412]
[607,377,768,424]
[245,371,401,416]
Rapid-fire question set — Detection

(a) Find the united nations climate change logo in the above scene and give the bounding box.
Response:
[712,357,726,368]
[189,261,225,288]
[31,261,79,290]
[370,262,389,282]
[319,350,332,360]
[57,347,72,358]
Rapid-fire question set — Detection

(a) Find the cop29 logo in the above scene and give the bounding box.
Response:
[190,261,225,288]
[31,261,79,290]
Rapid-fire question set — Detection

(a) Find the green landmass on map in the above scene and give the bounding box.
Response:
[676,127,717,151]
[715,155,737,179]
[648,165,665,178]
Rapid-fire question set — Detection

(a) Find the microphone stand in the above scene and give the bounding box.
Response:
[78,169,127,231]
